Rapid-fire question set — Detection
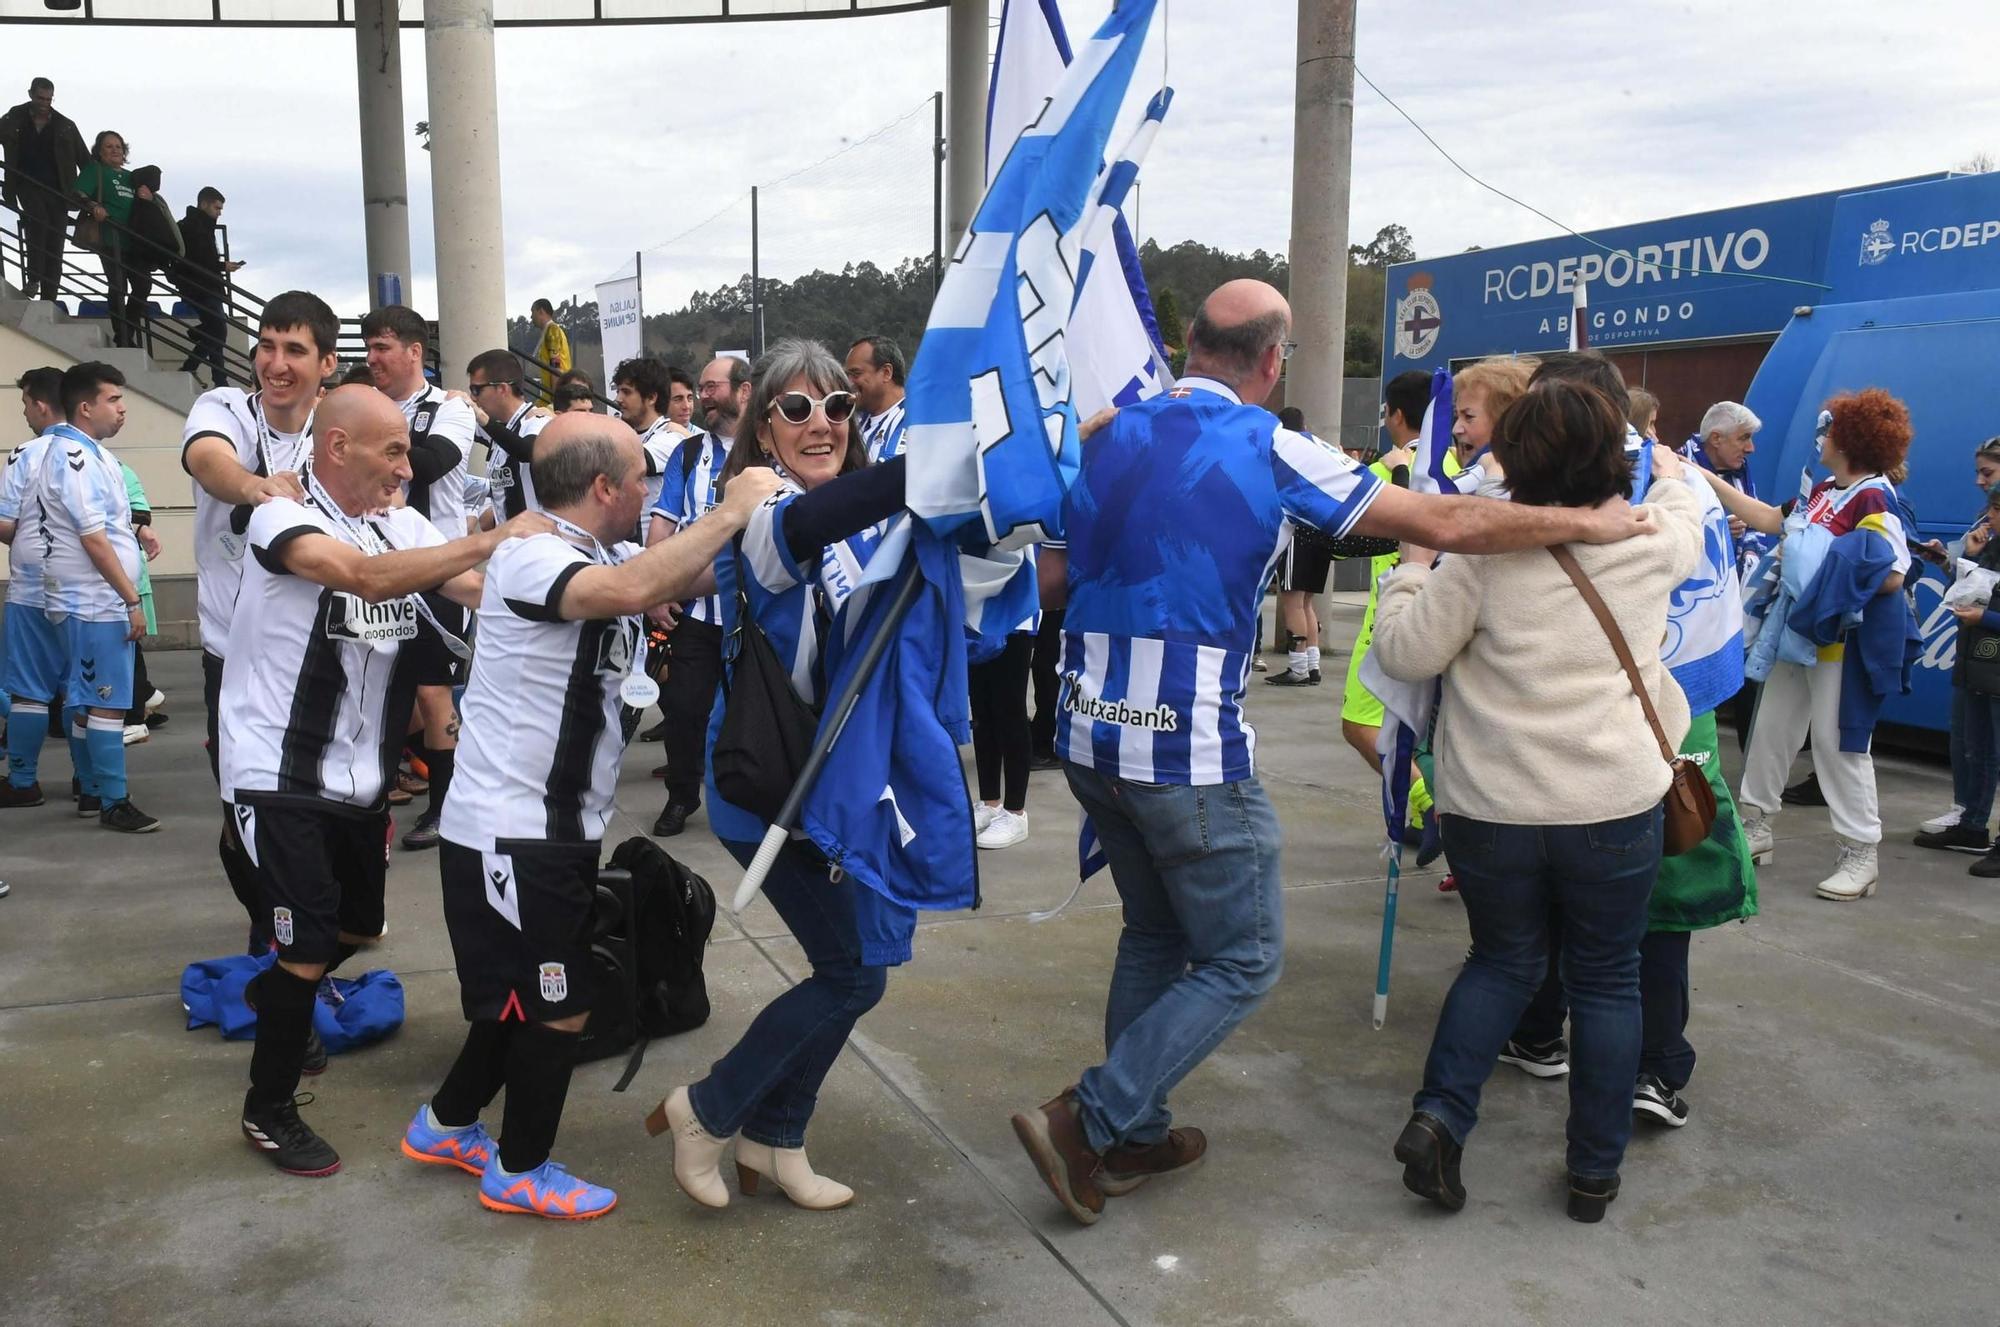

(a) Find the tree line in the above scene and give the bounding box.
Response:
[511,225,1417,389]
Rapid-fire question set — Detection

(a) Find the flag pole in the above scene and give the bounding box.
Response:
[1373,847,1401,1029]
[730,556,928,914]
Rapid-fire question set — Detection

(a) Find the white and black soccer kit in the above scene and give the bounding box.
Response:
[438,528,644,1021]
[635,417,685,534]
[220,493,450,961]
[481,401,550,522]
[395,384,478,685]
[181,388,309,780]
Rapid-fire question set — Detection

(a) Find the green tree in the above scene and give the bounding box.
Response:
[1349,223,1415,269]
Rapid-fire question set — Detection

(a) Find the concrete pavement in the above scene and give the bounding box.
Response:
[1,641,1995,1327]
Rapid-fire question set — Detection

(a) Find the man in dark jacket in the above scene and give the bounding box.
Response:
[0,77,89,301]
[175,187,243,386]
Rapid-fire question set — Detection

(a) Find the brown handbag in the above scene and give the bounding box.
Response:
[71,169,104,254]
[1549,545,1717,856]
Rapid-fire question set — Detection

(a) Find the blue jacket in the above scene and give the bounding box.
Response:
[1787,531,1921,752]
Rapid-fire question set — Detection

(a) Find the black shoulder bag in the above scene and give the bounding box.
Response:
[709,536,821,823]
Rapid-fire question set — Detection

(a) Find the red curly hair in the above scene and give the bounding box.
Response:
[1825,387,1913,475]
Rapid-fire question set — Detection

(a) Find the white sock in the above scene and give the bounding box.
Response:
[1288,650,1309,676]
[1307,645,1321,672]
[425,1104,472,1134]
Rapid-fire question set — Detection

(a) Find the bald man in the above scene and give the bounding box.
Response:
[403,413,782,1220]
[1010,279,1656,1226]
[219,384,555,1180]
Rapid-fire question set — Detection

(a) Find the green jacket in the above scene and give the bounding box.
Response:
[74,161,137,251]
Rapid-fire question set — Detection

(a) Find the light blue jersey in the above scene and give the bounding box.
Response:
[1,430,57,609]
[35,424,140,623]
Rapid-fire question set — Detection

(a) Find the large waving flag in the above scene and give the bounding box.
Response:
[730,0,1164,916]
[989,0,1175,417]
[904,0,1161,549]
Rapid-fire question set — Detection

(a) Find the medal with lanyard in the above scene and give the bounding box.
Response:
[220,393,306,563]
[303,465,472,659]
[549,514,657,707]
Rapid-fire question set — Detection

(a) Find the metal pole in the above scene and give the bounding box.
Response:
[749,186,762,360]
[354,0,412,308]
[1285,0,1357,429]
[423,0,509,387]
[634,249,644,353]
[945,0,987,251]
[933,89,945,295]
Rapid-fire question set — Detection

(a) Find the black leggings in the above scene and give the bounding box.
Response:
[969,633,1033,811]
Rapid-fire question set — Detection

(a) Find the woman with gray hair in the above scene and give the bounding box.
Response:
[645,337,915,1214]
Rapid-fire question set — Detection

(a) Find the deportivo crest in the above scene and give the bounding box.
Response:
[1394,273,1443,360]
[538,963,568,1002]
[1859,219,1894,266]
[272,907,295,946]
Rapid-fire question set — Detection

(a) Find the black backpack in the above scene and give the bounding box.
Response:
[578,836,717,1085]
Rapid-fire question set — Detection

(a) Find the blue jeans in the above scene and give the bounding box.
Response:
[1414,807,1661,1179]
[688,842,888,1149]
[1949,685,2000,831]
[1065,765,1284,1155]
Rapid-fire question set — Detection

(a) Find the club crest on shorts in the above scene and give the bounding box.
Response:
[538,962,568,1002]
[272,907,295,947]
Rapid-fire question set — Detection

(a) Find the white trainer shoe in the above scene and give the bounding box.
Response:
[1919,805,1965,835]
[974,802,996,834]
[1816,838,1879,901]
[1741,810,1775,865]
[144,689,167,715]
[977,808,1029,850]
[122,723,149,746]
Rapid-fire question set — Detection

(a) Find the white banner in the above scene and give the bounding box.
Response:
[595,275,643,382]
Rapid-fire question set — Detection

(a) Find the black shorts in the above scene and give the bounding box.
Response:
[440,838,598,1023]
[203,649,224,785]
[406,600,467,688]
[1280,536,1333,594]
[234,800,390,963]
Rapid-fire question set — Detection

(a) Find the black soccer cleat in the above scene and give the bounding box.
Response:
[98,799,159,833]
[241,1095,341,1177]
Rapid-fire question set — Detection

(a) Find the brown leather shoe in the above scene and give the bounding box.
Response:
[1010,1088,1105,1225]
[1098,1126,1207,1196]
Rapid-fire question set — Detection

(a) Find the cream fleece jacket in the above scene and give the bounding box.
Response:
[1371,479,1705,826]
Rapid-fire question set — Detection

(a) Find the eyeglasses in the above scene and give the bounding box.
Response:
[1279,340,1297,361]
[468,380,518,394]
[767,390,856,426]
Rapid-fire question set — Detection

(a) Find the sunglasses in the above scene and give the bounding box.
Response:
[767,390,856,426]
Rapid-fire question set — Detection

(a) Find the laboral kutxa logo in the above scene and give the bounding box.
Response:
[1393,272,1443,360]
[1859,219,1895,266]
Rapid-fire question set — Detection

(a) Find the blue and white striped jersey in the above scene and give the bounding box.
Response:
[650,430,732,624]
[1,430,57,609]
[860,400,907,462]
[35,424,142,623]
[1057,378,1382,784]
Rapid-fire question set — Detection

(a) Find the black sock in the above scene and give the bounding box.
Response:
[426,747,455,819]
[326,941,361,974]
[431,1021,511,1128]
[498,1022,579,1174]
[246,965,318,1108]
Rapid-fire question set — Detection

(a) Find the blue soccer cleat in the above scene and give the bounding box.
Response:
[478,1157,618,1220]
[399,1106,495,1177]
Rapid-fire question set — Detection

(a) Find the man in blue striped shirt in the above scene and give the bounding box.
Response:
[1010,279,1659,1226]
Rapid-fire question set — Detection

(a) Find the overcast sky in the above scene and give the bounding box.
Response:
[6,0,1998,320]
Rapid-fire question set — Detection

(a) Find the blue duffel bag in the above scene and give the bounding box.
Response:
[180,951,405,1053]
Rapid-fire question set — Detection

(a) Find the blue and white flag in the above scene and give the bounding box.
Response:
[802,0,1163,910]
[904,0,1162,549]
[988,0,1175,417]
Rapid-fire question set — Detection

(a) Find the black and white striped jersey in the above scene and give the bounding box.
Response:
[481,402,550,521]
[397,384,477,534]
[219,494,449,814]
[441,530,644,851]
[180,388,308,656]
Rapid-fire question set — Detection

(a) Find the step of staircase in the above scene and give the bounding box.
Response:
[0,292,202,415]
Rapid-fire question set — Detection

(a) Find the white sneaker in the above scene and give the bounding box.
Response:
[974,802,996,834]
[977,808,1029,850]
[144,689,167,715]
[122,723,150,746]
[1741,810,1774,865]
[1816,838,1879,901]
[1919,805,1965,835]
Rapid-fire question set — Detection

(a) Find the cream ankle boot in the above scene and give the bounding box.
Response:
[1816,838,1879,901]
[645,1085,731,1208]
[734,1139,854,1210]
